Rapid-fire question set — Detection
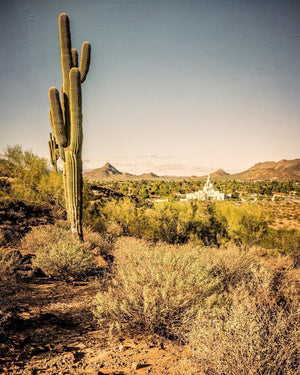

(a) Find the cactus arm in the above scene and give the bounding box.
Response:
[53,135,60,158]
[48,132,58,172]
[49,109,54,133]
[49,87,67,147]
[60,86,65,125]
[71,48,78,67]
[48,140,54,163]
[79,42,91,83]
[59,13,72,96]
[69,68,82,154]
[49,108,65,162]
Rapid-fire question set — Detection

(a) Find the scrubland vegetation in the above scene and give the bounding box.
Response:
[93,237,300,374]
[1,145,300,374]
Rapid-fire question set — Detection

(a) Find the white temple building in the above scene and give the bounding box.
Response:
[186,175,228,201]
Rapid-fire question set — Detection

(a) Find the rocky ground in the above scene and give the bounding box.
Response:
[0,200,197,375]
[0,199,59,246]
[0,274,195,374]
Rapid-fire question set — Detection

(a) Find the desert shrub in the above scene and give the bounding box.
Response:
[21,224,72,253]
[103,198,147,237]
[216,202,268,246]
[261,228,300,266]
[141,200,194,244]
[22,223,112,254]
[92,238,261,339]
[21,224,114,279]
[146,200,228,245]
[87,198,228,246]
[2,145,64,206]
[0,248,20,290]
[33,240,95,280]
[83,226,115,255]
[188,265,300,375]
[0,229,4,245]
[188,201,228,246]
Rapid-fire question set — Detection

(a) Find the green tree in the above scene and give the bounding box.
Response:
[3,145,64,206]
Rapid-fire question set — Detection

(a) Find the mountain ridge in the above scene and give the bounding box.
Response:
[83,159,300,181]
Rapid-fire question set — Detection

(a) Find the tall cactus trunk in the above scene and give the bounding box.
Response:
[65,151,83,239]
[48,13,91,241]
[66,67,83,240]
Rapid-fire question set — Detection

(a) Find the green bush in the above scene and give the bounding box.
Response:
[261,228,300,266]
[2,145,64,206]
[86,198,228,246]
[216,202,268,246]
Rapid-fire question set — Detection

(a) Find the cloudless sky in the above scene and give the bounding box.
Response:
[1,0,300,175]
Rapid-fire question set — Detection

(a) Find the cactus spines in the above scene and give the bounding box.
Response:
[48,13,91,241]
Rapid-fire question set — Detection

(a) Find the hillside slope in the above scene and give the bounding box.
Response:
[230,159,300,181]
[83,163,122,180]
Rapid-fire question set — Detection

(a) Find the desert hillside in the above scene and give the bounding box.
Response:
[229,159,300,181]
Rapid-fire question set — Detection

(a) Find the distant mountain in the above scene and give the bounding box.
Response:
[139,172,159,179]
[229,159,300,181]
[83,163,158,181]
[83,162,122,180]
[83,159,300,181]
[210,169,229,178]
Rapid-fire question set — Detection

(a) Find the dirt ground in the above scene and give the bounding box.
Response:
[0,200,197,374]
[0,273,196,375]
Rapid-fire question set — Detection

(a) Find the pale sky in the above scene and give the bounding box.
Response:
[1,0,300,176]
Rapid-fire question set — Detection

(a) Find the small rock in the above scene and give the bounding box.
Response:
[62,351,75,363]
[119,343,131,352]
[29,266,47,278]
[132,362,143,370]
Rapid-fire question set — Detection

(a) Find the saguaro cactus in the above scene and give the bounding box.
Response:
[48,13,91,241]
[48,132,59,172]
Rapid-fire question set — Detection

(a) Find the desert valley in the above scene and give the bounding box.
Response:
[1,2,300,375]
